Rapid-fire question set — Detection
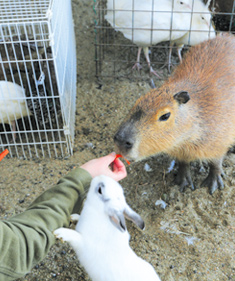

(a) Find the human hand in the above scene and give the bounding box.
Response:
[80,152,127,181]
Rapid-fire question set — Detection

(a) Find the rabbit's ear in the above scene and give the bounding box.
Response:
[109,211,126,232]
[124,205,145,230]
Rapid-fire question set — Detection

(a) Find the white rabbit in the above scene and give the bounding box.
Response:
[54,175,161,281]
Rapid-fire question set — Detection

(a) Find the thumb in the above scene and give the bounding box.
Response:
[101,152,116,165]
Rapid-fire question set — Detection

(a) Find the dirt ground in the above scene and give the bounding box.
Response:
[1,0,235,280]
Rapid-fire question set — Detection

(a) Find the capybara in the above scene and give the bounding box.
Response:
[114,34,235,194]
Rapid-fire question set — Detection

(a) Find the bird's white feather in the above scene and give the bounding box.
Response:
[105,0,209,75]
[173,0,216,47]
[105,0,195,47]
[0,81,31,125]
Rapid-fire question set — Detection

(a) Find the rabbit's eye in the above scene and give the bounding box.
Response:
[96,182,105,196]
[97,184,103,195]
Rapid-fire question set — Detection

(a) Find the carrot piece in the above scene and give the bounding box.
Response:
[115,154,130,165]
[0,149,9,162]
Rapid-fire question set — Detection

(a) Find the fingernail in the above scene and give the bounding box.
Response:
[110,152,116,156]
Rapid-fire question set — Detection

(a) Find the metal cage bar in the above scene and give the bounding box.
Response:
[0,0,77,158]
[94,0,235,81]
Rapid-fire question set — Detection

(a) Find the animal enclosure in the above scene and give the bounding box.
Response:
[0,0,76,158]
[1,1,235,280]
[94,0,235,81]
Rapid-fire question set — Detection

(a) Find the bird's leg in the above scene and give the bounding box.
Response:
[201,158,225,195]
[166,43,183,73]
[167,44,173,73]
[11,120,17,142]
[160,43,173,73]
[177,45,184,64]
[143,47,161,78]
[175,161,195,192]
[132,47,142,71]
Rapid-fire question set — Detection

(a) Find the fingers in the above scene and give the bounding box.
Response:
[112,168,127,181]
[100,152,116,165]
[109,157,127,181]
[98,152,127,181]
[112,158,125,172]
[80,152,127,181]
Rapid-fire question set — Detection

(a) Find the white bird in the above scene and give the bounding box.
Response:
[54,175,161,281]
[0,81,31,141]
[168,0,216,72]
[105,0,194,77]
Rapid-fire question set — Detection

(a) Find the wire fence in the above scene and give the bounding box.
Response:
[0,0,77,159]
[94,0,235,82]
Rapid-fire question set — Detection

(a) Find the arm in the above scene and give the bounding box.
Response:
[0,167,92,281]
[0,153,127,280]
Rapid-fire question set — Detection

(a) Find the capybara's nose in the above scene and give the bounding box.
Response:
[114,131,134,151]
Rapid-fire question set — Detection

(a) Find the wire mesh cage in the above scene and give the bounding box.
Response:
[94,0,235,82]
[0,0,77,158]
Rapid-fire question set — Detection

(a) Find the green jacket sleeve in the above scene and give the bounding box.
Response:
[0,167,92,281]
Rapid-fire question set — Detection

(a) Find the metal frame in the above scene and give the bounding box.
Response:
[94,0,235,81]
[0,0,77,158]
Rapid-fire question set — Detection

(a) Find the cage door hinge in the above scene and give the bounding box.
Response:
[63,125,70,136]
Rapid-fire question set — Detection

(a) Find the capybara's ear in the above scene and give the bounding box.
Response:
[173,91,190,104]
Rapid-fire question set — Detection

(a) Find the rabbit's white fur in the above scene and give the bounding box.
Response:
[54,175,161,281]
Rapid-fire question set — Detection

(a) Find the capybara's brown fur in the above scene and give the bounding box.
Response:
[114,34,235,194]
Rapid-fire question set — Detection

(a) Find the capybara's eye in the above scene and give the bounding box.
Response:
[159,112,171,121]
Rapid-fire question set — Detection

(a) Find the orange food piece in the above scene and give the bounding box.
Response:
[115,154,130,165]
[0,149,9,162]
